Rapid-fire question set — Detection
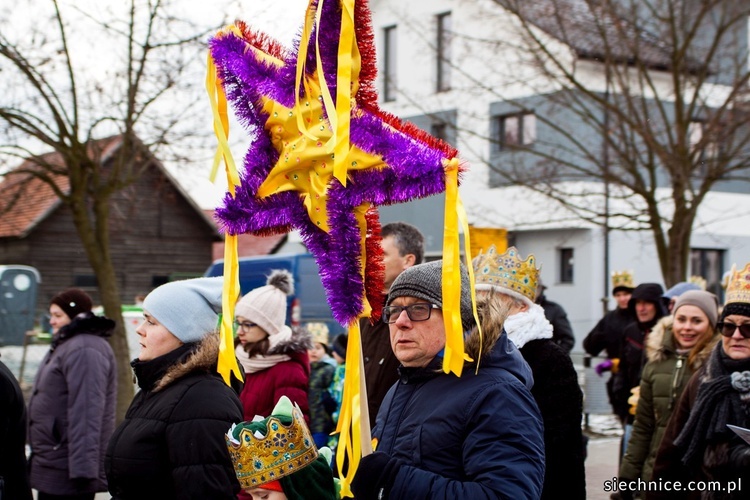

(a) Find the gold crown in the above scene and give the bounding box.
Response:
[226,399,318,489]
[725,263,750,305]
[473,245,539,303]
[611,270,634,290]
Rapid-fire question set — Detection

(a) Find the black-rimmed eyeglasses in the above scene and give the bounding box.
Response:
[382,303,440,324]
[717,322,750,339]
[234,320,258,332]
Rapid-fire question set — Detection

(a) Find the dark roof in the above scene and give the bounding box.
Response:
[0,136,218,239]
[500,0,685,71]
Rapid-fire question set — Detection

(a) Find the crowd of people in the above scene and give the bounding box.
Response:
[1,219,749,500]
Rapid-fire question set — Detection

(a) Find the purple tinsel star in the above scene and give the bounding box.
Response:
[209,0,460,325]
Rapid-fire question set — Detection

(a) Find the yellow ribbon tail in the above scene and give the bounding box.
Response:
[441,158,472,377]
[336,320,371,498]
[206,51,240,187]
[217,233,243,385]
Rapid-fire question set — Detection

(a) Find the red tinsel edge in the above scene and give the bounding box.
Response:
[235,20,289,61]
[363,207,384,321]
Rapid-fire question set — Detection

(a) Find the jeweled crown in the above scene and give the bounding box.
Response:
[725,263,750,305]
[473,245,540,303]
[611,270,634,290]
[226,401,318,489]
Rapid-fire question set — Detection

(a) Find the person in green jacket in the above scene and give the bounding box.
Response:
[619,290,719,486]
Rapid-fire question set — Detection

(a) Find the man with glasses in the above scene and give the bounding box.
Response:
[351,260,545,499]
[361,222,424,425]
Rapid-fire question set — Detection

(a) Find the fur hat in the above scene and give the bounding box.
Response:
[673,290,720,328]
[143,277,223,343]
[50,289,93,320]
[235,270,294,338]
[387,260,474,331]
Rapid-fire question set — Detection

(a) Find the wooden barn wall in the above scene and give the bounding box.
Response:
[0,162,218,316]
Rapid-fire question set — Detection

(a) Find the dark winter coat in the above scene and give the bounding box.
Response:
[584,306,636,360]
[611,284,666,422]
[372,332,546,498]
[239,328,311,423]
[0,358,32,500]
[105,334,243,499]
[537,294,575,353]
[361,312,401,423]
[648,353,750,500]
[28,313,117,495]
[521,339,586,500]
[619,318,716,482]
[308,360,335,435]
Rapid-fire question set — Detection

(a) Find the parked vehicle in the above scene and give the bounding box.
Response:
[204,253,345,337]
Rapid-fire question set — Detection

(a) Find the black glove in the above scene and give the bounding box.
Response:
[351,452,400,500]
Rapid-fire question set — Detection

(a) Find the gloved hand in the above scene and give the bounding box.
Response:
[351,452,400,500]
[595,359,613,376]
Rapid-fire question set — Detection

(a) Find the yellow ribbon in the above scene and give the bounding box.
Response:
[206,47,243,386]
[335,204,372,498]
[441,159,474,376]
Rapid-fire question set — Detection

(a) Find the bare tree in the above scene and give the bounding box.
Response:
[385,0,750,288]
[0,0,227,419]
[485,0,750,286]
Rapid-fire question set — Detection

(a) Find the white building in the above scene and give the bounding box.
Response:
[370,0,750,351]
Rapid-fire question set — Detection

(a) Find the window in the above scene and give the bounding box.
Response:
[383,26,397,102]
[74,274,98,287]
[494,112,536,150]
[690,248,725,300]
[436,12,452,92]
[431,122,448,142]
[559,248,574,283]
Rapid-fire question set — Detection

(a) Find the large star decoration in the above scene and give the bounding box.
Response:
[209,0,461,327]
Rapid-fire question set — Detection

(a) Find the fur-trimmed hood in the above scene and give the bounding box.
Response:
[646,316,716,369]
[267,325,313,356]
[153,333,222,392]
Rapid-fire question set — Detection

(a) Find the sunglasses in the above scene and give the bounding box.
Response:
[717,322,750,339]
[382,303,440,324]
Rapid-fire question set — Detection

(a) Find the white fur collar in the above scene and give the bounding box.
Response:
[503,303,554,349]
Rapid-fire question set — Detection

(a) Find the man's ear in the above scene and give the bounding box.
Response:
[403,253,416,268]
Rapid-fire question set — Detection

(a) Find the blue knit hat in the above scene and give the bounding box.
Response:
[143,277,223,343]
[663,281,701,299]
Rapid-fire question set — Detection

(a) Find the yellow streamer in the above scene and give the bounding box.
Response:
[334,205,372,498]
[206,47,243,386]
[206,51,240,188]
[441,159,472,376]
[456,194,484,373]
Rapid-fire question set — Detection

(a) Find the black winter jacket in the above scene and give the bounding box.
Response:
[105,334,243,499]
[0,358,32,500]
[537,294,575,353]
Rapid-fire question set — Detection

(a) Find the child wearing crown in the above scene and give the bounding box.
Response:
[226,396,339,500]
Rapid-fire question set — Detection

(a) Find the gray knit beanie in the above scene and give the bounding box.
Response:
[673,290,720,328]
[143,277,223,343]
[387,260,474,331]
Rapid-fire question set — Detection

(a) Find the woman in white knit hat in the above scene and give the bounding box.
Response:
[234,269,313,427]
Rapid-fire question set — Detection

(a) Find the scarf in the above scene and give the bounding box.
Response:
[503,303,553,349]
[236,343,291,374]
[674,343,750,467]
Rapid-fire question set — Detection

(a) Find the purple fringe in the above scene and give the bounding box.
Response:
[209,4,452,325]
